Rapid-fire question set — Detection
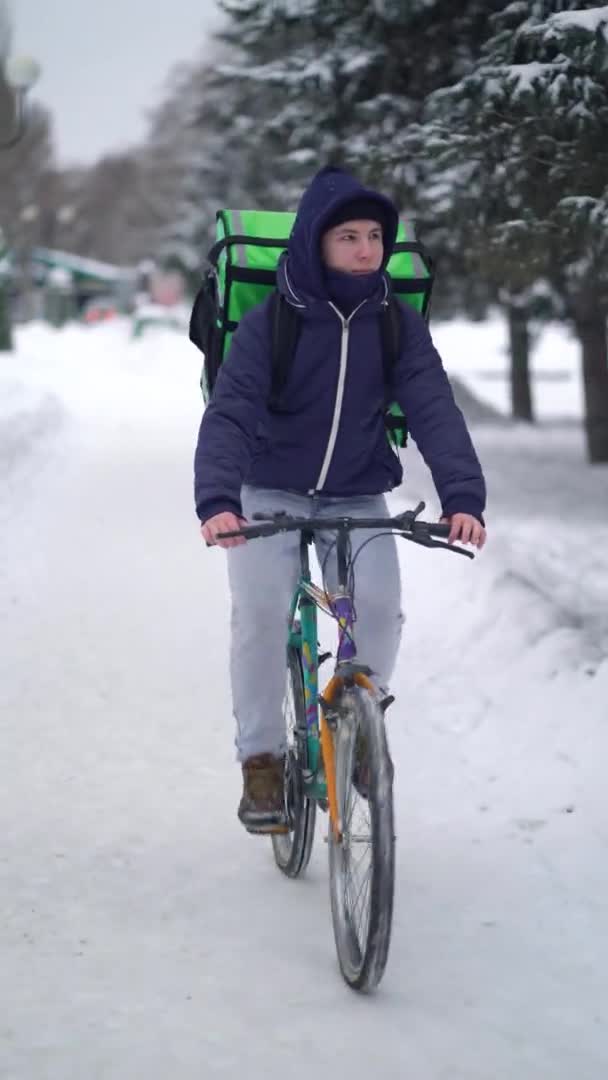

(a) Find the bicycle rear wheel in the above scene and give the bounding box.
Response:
[328,683,395,992]
[272,646,316,877]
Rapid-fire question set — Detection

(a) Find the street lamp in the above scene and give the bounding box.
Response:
[0,54,41,346]
[1,54,41,150]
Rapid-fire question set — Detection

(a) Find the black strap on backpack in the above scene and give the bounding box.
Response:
[379,296,405,432]
[268,292,302,410]
[268,291,402,417]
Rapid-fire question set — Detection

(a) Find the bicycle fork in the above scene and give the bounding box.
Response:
[320,669,379,842]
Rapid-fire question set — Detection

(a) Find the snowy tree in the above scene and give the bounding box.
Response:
[213,0,452,200]
[140,1,416,282]
[350,0,507,321]
[209,0,318,207]
[129,0,513,304]
[137,62,220,278]
[422,1,608,456]
[136,47,285,288]
[345,0,506,196]
[50,144,185,271]
[211,0,505,309]
[64,152,149,265]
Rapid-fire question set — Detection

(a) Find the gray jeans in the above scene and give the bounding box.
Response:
[226,486,404,762]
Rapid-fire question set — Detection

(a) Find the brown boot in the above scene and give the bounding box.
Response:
[238,753,288,834]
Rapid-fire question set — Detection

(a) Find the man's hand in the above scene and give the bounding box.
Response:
[440,513,486,549]
[201,511,247,549]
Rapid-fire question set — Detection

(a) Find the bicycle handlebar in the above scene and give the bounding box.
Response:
[216,501,475,559]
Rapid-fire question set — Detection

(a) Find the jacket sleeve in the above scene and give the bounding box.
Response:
[193,306,272,523]
[391,305,486,522]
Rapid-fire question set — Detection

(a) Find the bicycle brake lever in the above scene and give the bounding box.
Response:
[426,538,475,559]
[393,511,417,532]
[393,500,426,532]
[399,531,475,559]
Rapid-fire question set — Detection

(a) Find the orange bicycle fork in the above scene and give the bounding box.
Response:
[291,527,375,842]
[319,671,377,842]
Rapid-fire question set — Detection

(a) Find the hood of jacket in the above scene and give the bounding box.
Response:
[280,166,400,305]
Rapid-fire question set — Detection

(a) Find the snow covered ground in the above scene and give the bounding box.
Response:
[433,316,584,422]
[1,315,607,1079]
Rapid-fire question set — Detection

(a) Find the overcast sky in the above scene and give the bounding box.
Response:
[11,0,222,166]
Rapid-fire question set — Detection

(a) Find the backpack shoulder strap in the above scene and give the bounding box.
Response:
[379,295,402,390]
[268,292,302,410]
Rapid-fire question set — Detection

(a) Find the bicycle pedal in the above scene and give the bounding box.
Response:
[245,820,290,836]
[318,651,332,666]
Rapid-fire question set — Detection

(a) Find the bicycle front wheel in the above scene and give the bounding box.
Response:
[328,684,395,992]
[272,646,316,877]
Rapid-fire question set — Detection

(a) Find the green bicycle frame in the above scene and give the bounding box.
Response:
[286,533,328,800]
[285,528,365,802]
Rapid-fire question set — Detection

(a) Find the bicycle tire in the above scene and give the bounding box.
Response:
[272,646,317,877]
[328,683,395,992]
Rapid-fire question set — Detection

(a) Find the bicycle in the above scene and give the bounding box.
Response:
[218,501,474,992]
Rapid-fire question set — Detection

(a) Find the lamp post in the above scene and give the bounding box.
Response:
[0,224,10,349]
[0,55,41,347]
[1,54,41,150]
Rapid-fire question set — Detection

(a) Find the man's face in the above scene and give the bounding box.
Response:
[321,219,384,275]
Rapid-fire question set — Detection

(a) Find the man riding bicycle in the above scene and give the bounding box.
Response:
[194,166,487,833]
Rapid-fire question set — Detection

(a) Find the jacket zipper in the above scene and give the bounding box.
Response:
[310,299,368,493]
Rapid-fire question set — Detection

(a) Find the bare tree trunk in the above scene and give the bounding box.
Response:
[575,306,608,464]
[0,282,12,350]
[507,303,534,422]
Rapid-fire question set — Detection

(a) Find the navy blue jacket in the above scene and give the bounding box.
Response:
[194,168,486,524]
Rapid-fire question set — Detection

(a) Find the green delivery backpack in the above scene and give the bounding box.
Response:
[189,209,434,448]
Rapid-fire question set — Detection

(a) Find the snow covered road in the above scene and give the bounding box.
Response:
[1,321,607,1079]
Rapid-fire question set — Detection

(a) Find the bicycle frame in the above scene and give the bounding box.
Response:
[286,528,378,840]
[218,502,472,843]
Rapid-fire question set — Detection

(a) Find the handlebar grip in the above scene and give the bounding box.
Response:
[216,524,270,540]
[426,522,451,539]
[216,529,249,540]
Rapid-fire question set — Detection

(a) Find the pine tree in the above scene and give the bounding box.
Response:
[422,1,608,455]
[209,0,505,320]
[138,42,288,287]
[213,0,503,203]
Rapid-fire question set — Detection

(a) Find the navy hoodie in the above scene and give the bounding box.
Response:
[194,167,486,523]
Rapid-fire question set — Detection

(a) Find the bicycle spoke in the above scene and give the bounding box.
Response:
[339,722,375,953]
[345,795,371,841]
[349,860,373,947]
[349,840,372,878]
[343,809,373,950]
[344,787,366,830]
[348,853,371,914]
[353,871,372,939]
[345,861,371,943]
